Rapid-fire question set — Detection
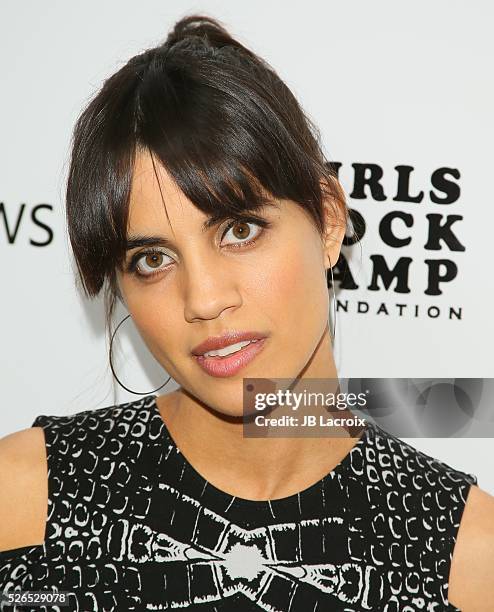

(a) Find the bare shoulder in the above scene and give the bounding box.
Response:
[0,427,48,552]
[448,484,494,611]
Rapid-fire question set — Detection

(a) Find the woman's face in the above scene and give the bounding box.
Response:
[117,149,345,417]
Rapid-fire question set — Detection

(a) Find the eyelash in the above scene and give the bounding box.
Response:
[126,216,272,280]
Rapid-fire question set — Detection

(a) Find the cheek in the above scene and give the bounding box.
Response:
[260,237,328,320]
[263,237,330,370]
[129,304,187,384]
[119,280,180,360]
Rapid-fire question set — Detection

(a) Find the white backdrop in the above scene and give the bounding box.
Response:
[1,1,493,493]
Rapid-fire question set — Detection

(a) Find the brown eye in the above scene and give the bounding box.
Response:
[222,220,262,246]
[134,249,173,277]
[145,253,163,268]
[231,222,251,240]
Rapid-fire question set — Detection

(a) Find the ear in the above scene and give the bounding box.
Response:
[320,177,348,269]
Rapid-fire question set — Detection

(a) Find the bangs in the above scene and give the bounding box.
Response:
[132,49,321,221]
[102,47,326,269]
[66,16,348,332]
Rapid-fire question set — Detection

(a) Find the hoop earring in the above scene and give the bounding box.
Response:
[109,313,172,395]
[328,254,337,342]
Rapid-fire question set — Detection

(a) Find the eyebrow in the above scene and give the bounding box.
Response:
[124,202,278,252]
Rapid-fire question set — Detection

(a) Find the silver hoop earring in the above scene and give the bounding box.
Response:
[328,255,337,342]
[109,313,172,395]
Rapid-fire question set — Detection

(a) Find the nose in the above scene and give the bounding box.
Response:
[182,253,242,322]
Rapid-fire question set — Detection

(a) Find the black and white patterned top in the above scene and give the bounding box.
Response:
[0,394,477,611]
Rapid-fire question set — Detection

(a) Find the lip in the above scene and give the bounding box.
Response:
[193,336,268,378]
[191,330,268,356]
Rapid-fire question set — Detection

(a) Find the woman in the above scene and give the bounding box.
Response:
[1,14,493,612]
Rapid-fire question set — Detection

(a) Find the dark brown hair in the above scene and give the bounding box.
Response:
[66,13,352,337]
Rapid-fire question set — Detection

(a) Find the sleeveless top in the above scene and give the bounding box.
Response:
[0,394,478,612]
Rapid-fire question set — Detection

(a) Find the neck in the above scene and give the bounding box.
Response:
[156,324,361,501]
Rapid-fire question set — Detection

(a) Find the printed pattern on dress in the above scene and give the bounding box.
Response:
[0,395,477,612]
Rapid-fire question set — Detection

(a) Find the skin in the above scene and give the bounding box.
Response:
[113,149,494,610]
[1,148,492,610]
[116,148,356,502]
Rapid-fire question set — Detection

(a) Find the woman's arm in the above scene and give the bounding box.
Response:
[0,427,47,552]
[448,484,494,611]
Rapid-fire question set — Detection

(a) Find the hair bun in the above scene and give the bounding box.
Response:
[164,14,249,55]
